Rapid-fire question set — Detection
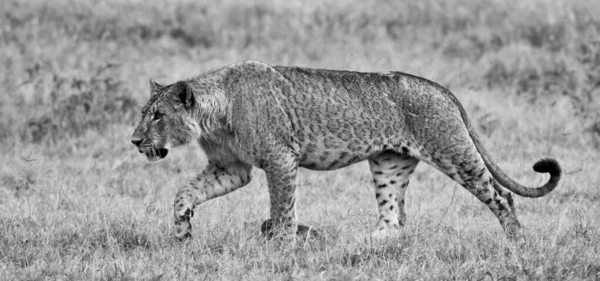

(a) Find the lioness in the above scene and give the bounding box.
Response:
[131,61,561,240]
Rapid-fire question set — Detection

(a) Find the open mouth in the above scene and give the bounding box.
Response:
[141,147,169,160]
[158,148,169,158]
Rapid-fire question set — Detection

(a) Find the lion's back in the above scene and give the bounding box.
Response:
[268,66,466,169]
[215,62,468,170]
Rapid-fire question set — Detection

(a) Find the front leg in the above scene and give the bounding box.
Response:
[174,161,252,240]
[261,153,303,238]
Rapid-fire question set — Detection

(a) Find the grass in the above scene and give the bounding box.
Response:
[1,0,599,279]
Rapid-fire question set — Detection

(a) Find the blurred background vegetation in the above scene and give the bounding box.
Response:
[1,0,599,149]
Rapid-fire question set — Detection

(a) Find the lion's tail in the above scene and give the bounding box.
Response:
[452,94,562,198]
[472,134,561,197]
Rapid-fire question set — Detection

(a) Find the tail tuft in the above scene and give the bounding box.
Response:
[532,158,562,177]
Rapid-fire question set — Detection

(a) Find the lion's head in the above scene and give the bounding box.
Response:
[131,80,200,161]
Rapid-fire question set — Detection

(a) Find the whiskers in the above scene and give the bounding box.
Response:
[150,143,159,159]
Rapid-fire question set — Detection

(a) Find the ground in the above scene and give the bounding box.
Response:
[1,0,599,280]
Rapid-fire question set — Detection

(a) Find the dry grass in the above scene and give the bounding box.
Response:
[1,0,599,280]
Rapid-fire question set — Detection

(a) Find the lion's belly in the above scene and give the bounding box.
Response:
[296,131,397,170]
[298,147,372,170]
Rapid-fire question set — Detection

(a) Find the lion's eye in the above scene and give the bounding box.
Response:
[153,112,164,121]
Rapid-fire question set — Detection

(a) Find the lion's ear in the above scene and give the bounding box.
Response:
[149,79,163,95]
[173,81,195,110]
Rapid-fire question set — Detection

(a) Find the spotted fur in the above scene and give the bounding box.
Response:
[131,61,562,240]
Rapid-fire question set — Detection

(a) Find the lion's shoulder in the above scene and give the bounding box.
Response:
[218,61,278,78]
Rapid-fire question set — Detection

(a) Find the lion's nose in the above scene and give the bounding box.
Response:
[131,137,143,147]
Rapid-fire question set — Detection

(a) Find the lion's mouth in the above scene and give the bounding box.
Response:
[157,148,169,158]
[140,147,169,160]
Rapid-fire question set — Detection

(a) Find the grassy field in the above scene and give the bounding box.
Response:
[1,0,599,280]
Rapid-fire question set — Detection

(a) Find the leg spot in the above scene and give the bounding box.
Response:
[379,200,388,206]
[184,209,194,218]
[214,171,221,182]
[507,193,515,209]
[476,168,485,179]
[260,219,275,239]
[496,199,506,211]
[174,221,193,241]
[176,232,192,242]
[297,224,322,240]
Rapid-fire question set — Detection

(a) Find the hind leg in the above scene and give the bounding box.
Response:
[368,151,419,236]
[463,172,520,239]
[434,149,521,239]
